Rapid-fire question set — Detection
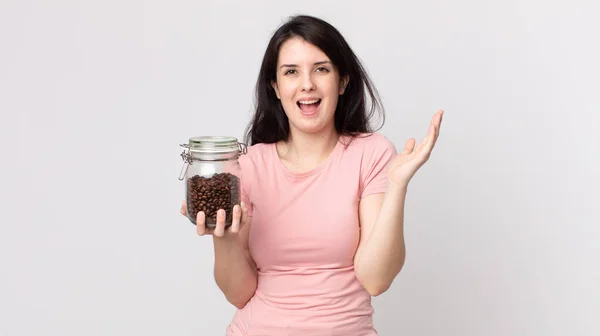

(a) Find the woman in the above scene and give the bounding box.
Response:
[181,14,443,335]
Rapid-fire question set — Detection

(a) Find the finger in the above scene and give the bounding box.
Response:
[434,110,443,141]
[180,200,187,216]
[432,124,440,148]
[402,138,416,154]
[196,211,206,236]
[433,110,443,135]
[424,124,436,151]
[417,110,443,155]
[229,204,242,233]
[428,123,436,144]
[431,110,444,145]
[415,125,432,153]
[240,201,249,226]
[412,125,432,156]
[431,109,442,123]
[213,209,226,237]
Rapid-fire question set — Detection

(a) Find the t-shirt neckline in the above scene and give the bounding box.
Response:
[271,137,344,178]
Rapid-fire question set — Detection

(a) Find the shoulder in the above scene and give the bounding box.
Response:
[341,132,397,156]
[238,142,274,170]
[341,133,397,178]
[237,143,274,200]
[341,133,397,194]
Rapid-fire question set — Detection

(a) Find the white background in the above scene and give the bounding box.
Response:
[1,0,598,335]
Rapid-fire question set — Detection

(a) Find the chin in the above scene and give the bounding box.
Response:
[291,118,334,134]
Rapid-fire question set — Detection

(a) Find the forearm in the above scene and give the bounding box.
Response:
[355,183,407,295]
[213,238,257,309]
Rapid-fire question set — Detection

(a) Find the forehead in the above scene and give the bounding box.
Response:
[277,37,330,64]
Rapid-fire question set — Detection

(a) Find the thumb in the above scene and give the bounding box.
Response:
[180,200,187,215]
[241,201,251,223]
[402,138,416,155]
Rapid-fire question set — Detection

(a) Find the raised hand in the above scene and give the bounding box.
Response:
[387,109,443,187]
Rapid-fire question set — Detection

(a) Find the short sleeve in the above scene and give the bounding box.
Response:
[360,134,397,198]
[239,150,254,216]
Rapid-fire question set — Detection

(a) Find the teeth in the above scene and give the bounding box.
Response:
[298,99,320,104]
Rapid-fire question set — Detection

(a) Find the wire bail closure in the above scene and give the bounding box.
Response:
[178,140,246,181]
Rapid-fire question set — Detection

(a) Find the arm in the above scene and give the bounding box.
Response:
[213,152,259,309]
[354,110,443,296]
[213,206,257,309]
[354,182,407,296]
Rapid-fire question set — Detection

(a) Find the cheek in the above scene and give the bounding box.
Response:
[278,86,297,112]
[281,88,295,99]
[324,86,341,107]
[275,80,293,96]
[322,79,340,97]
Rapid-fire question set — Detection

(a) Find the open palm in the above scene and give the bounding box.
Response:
[388,110,444,187]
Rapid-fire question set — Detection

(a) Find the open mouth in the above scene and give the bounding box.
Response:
[297,99,321,113]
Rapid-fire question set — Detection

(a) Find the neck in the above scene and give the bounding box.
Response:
[277,126,340,169]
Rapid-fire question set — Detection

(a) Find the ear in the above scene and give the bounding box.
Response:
[339,76,349,95]
[271,80,280,99]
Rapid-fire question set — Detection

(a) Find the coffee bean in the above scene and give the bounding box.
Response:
[186,172,241,227]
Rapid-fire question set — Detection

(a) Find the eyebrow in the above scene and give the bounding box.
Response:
[279,61,332,69]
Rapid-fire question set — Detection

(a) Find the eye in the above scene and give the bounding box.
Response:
[284,69,297,75]
[316,67,329,73]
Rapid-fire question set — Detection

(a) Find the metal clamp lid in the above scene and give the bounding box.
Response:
[178,136,247,181]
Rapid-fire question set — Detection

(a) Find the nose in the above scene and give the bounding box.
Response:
[300,73,315,92]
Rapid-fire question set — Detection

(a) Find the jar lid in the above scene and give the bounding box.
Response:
[179,136,247,180]
[181,136,246,155]
[187,136,241,154]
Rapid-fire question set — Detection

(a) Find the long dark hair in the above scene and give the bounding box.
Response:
[244,14,385,146]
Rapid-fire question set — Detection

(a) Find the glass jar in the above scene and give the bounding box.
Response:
[178,136,247,228]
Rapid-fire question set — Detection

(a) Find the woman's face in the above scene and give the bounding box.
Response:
[271,37,347,136]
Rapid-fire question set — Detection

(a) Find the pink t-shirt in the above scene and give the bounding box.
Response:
[227,132,397,336]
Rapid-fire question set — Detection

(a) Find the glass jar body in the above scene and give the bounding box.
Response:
[183,157,242,228]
